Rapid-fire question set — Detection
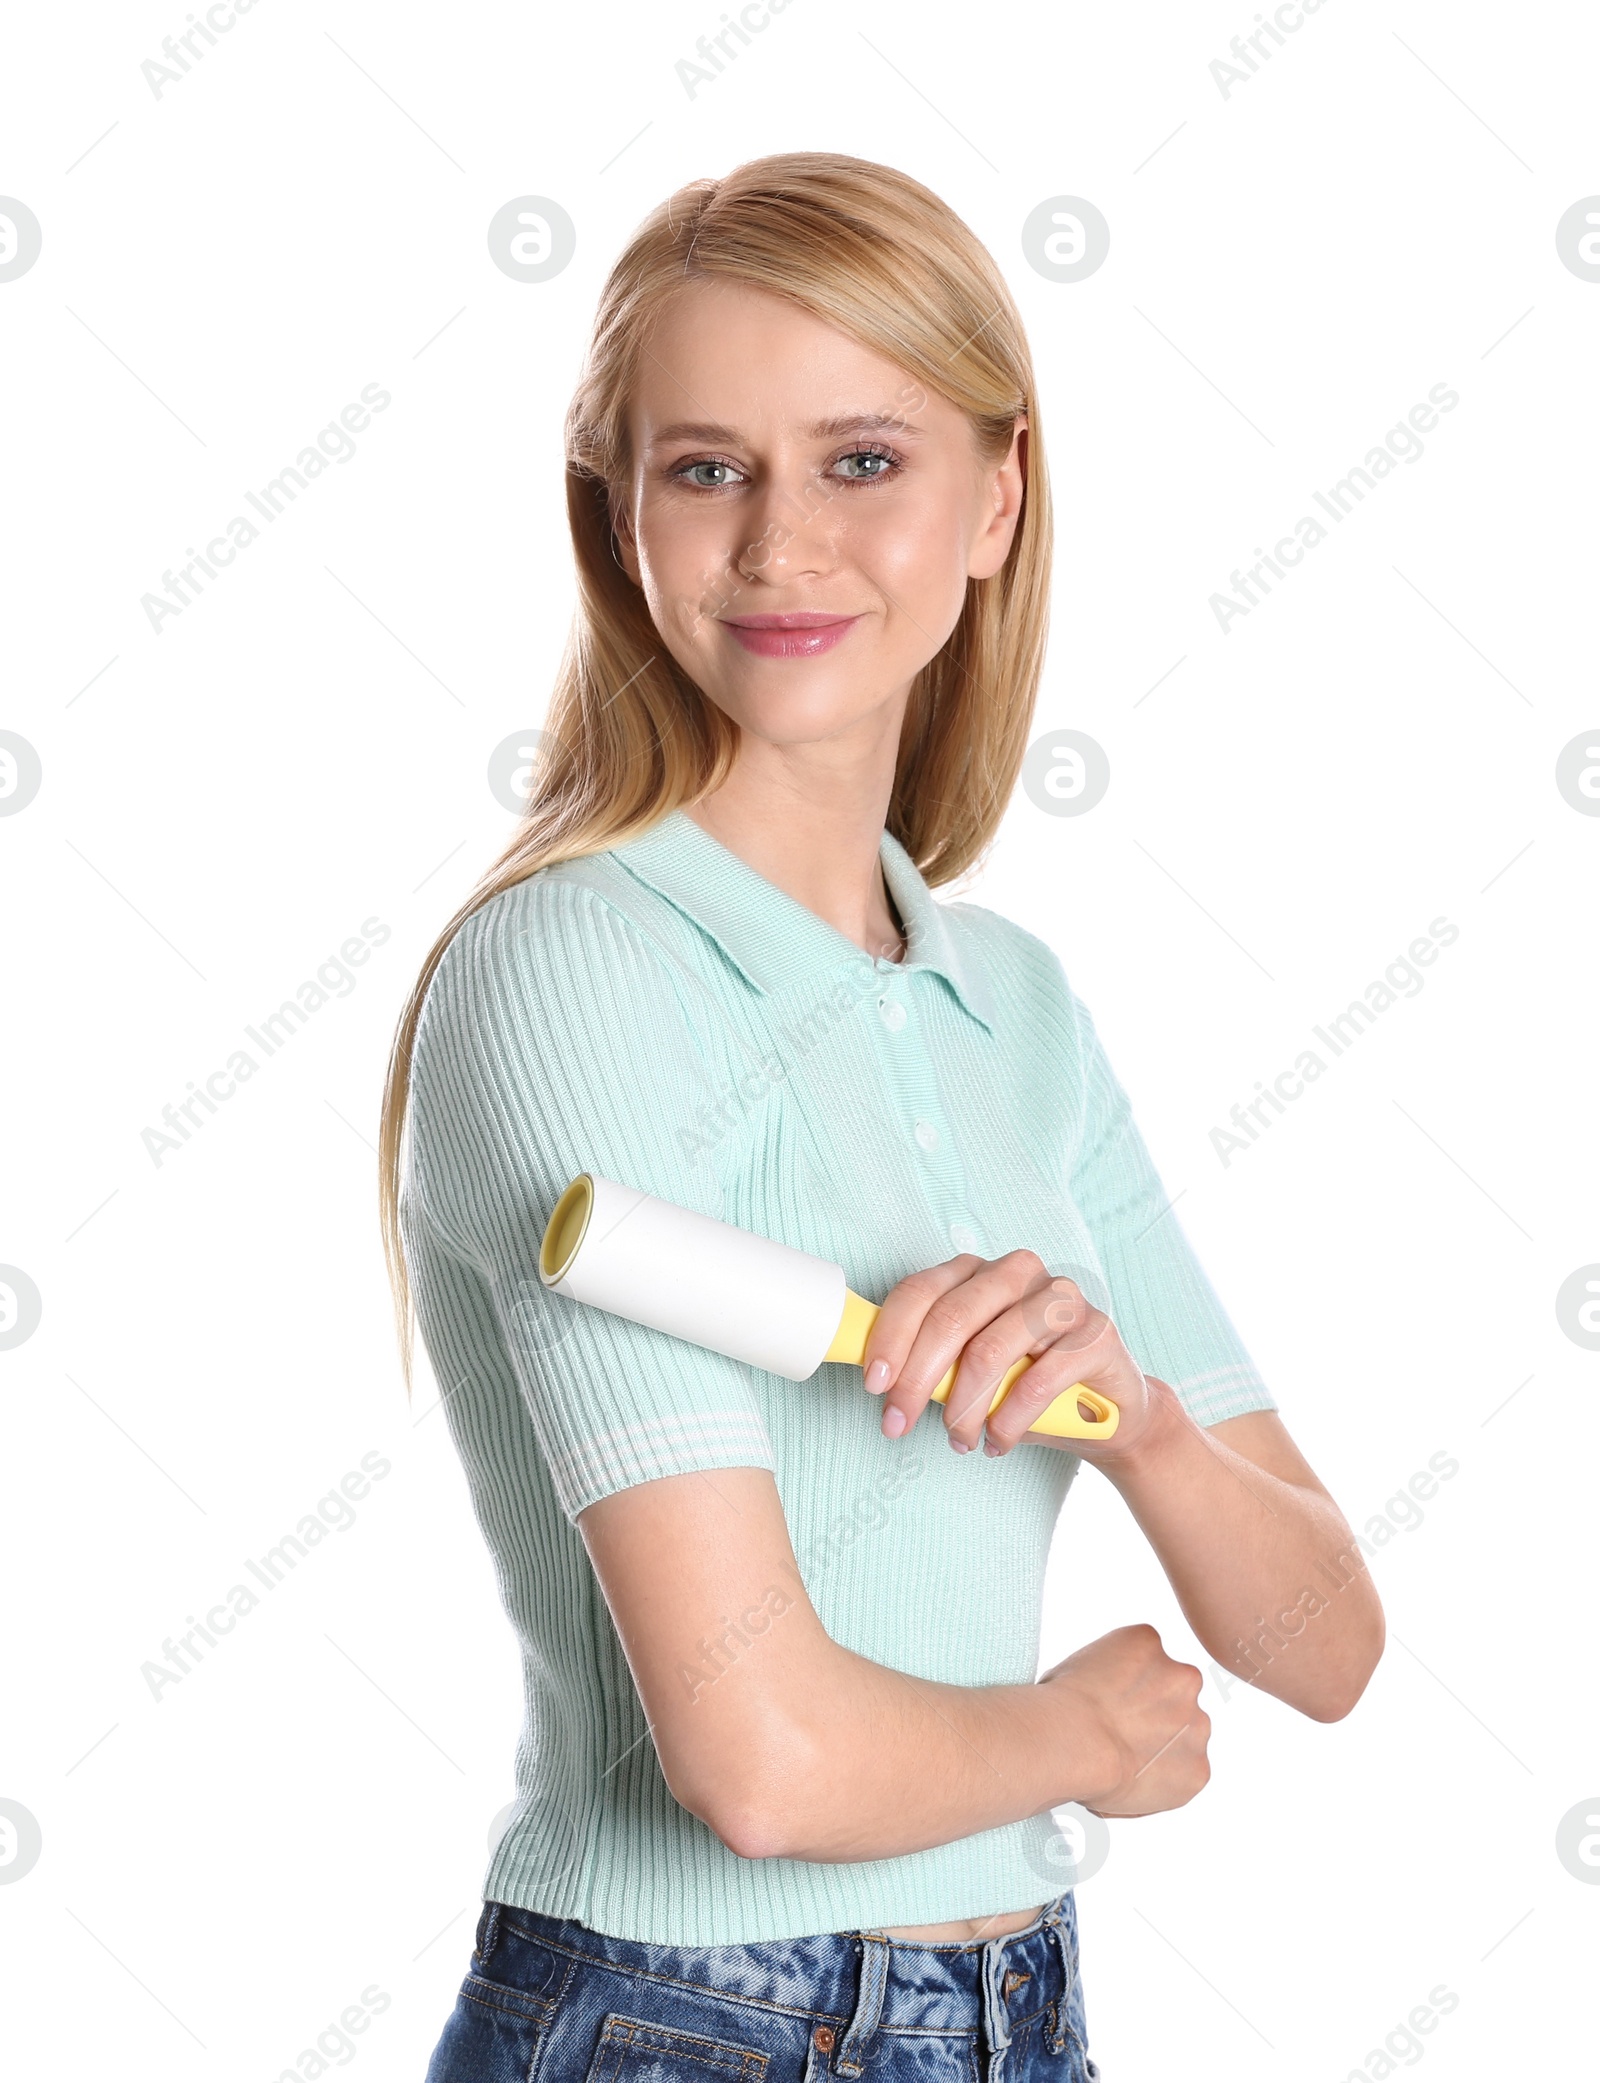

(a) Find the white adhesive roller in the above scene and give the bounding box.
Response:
[539,1170,847,1380]
[538,1171,1119,1441]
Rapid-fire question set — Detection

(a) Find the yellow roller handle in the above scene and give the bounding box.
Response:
[822,1290,1119,1442]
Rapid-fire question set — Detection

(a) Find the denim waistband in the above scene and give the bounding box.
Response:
[478,1890,1082,2071]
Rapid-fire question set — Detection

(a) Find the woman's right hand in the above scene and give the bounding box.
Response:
[1039,1623,1212,1818]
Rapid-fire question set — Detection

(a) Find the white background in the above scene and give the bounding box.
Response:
[3,1,1597,2076]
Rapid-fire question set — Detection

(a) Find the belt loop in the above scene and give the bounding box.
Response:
[836,1934,890,2077]
[475,1901,502,1968]
[980,1938,1015,2083]
[1047,1898,1078,2058]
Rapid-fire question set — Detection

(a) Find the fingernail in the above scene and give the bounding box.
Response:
[951,1437,970,1454]
[864,1359,889,1393]
[883,1406,907,1437]
[983,1440,1001,1457]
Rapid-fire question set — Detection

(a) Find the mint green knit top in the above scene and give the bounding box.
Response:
[401,806,1277,1945]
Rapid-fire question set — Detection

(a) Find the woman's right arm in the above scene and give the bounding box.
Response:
[580,1464,1211,1863]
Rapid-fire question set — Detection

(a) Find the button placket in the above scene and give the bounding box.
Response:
[869,977,980,1254]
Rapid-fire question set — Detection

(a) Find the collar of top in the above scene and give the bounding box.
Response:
[608,806,997,1034]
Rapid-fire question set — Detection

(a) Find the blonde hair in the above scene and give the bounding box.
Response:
[379,150,1054,1396]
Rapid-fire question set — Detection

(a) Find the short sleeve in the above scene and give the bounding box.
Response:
[1064,983,1278,1429]
[404,875,777,1522]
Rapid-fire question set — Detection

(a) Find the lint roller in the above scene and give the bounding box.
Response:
[538,1172,1119,1442]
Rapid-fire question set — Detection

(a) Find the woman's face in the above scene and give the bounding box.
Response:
[612,279,1026,754]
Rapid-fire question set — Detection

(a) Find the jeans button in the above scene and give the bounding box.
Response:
[813,2026,836,2051]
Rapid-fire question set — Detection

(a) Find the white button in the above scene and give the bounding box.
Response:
[914,1120,939,1152]
[950,1222,980,1253]
[879,999,906,1032]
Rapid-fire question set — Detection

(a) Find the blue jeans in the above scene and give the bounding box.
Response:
[424,1892,1100,2083]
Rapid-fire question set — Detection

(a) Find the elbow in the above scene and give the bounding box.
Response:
[1299,1609,1387,1724]
[669,1722,823,1863]
[705,1795,795,1864]
[1300,1682,1365,1725]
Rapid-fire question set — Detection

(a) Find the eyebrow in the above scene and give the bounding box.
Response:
[645,412,925,449]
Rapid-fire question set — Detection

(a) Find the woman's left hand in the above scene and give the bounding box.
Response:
[860,1249,1157,1461]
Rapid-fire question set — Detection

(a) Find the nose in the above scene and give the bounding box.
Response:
[735,459,841,587]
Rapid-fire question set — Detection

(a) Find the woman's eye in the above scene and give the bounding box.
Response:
[679,460,745,489]
[673,448,899,490]
[833,448,898,481]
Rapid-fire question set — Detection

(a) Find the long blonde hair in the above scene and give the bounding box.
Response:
[379,151,1054,1397]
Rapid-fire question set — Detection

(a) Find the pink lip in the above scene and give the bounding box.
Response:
[720,613,862,659]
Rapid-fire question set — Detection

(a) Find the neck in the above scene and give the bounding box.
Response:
[681,770,904,966]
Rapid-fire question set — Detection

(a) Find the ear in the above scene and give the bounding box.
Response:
[966,415,1028,582]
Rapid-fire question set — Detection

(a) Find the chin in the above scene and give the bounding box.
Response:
[713,670,887,739]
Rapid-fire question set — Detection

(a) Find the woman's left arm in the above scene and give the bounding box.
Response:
[1045,973,1383,1721]
[1067,1377,1385,1723]
[862,1256,1384,1725]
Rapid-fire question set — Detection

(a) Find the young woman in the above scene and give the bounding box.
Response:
[380,153,1384,2083]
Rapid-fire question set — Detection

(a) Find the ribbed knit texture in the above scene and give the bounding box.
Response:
[402,806,1277,1944]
